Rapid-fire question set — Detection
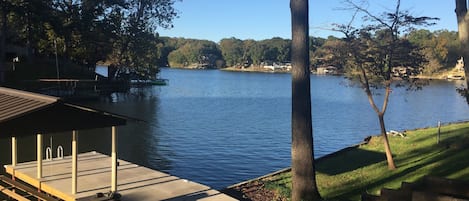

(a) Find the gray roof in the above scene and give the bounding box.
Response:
[0,87,126,137]
[0,87,58,123]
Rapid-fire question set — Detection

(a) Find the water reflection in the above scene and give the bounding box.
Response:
[0,87,172,175]
[79,87,173,172]
[2,68,469,190]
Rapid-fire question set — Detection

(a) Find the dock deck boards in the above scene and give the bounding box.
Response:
[4,152,237,201]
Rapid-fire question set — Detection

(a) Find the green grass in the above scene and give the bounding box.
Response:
[262,122,469,201]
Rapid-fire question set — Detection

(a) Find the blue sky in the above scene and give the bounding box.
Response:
[156,0,457,42]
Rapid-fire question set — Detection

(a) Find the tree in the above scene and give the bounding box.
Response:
[167,39,222,68]
[219,37,244,67]
[408,29,459,74]
[339,0,437,170]
[0,0,179,82]
[107,0,179,73]
[267,37,292,62]
[456,0,469,36]
[455,0,469,102]
[0,0,15,82]
[243,39,265,66]
[312,39,348,69]
[290,0,321,200]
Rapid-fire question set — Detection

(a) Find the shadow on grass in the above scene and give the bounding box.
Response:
[407,125,469,145]
[247,124,469,201]
[330,141,469,200]
[316,148,385,176]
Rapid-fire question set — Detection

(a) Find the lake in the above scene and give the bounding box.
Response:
[1,68,469,190]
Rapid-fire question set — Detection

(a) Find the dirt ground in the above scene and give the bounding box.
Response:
[222,180,288,201]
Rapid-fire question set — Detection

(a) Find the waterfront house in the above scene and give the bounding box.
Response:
[316,66,338,74]
[263,62,292,71]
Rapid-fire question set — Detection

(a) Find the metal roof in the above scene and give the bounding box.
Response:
[0,87,126,138]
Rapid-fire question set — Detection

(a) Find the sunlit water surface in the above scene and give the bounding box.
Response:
[1,68,468,189]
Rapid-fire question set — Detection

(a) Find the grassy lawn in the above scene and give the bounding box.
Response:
[263,121,469,201]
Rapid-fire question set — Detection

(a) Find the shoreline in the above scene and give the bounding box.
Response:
[223,120,469,200]
[223,119,469,193]
[224,135,372,190]
[220,66,290,73]
[218,66,463,81]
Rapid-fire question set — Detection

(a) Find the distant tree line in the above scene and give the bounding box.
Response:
[159,30,459,74]
[157,37,292,68]
[311,29,460,74]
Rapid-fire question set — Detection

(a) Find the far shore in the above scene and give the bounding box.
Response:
[220,66,290,73]
[218,66,464,81]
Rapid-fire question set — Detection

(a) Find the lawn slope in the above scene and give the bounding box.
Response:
[232,121,469,201]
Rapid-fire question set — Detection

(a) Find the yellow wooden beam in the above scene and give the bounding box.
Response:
[0,184,29,201]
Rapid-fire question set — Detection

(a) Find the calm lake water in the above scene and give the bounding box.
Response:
[1,68,469,189]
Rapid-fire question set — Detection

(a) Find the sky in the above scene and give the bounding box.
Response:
[156,0,457,42]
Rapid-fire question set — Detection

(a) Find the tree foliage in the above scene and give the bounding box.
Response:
[219,37,244,67]
[0,0,179,80]
[0,0,460,80]
[408,29,460,74]
[166,38,222,68]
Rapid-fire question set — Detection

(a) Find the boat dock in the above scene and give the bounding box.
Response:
[0,87,237,201]
[4,152,237,201]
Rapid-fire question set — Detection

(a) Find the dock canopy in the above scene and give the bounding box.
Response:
[0,87,126,137]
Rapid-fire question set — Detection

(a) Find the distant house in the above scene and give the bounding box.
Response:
[263,62,292,71]
[391,66,418,77]
[316,66,337,74]
[455,57,464,72]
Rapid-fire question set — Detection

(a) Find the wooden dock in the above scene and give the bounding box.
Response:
[4,152,237,201]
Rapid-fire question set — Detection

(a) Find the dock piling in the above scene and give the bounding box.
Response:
[72,130,78,194]
[37,134,43,179]
[11,137,17,167]
[111,126,118,193]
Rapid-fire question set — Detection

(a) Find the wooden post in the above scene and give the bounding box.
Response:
[437,121,441,144]
[72,130,78,194]
[11,136,17,182]
[111,126,118,192]
[37,134,43,179]
[11,137,17,167]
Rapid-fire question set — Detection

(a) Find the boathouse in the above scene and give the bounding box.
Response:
[0,87,237,201]
[0,86,125,200]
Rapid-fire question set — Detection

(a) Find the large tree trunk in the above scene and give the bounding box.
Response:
[456,0,469,44]
[456,0,469,91]
[290,0,321,200]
